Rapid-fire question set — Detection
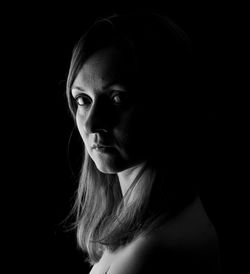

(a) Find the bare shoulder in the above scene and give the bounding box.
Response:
[108,196,221,274]
[108,234,163,274]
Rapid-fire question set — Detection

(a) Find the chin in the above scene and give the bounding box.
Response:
[95,163,119,174]
[94,158,129,174]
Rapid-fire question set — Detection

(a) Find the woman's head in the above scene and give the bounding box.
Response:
[67,12,194,174]
[71,45,149,173]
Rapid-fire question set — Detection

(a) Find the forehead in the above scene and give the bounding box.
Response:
[73,46,134,90]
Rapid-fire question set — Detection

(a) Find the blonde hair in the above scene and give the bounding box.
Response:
[73,150,159,264]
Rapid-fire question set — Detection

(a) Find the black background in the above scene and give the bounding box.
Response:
[3,1,243,273]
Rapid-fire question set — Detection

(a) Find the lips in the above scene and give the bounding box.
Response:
[91,143,115,154]
[91,134,114,151]
[91,143,113,149]
[91,143,115,153]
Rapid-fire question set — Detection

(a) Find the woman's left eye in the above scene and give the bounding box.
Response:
[112,94,122,104]
[111,93,129,105]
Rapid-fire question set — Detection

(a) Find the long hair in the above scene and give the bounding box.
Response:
[66,12,199,265]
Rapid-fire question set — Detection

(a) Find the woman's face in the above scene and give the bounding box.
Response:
[71,46,150,173]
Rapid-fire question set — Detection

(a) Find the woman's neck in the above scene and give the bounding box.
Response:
[117,162,147,196]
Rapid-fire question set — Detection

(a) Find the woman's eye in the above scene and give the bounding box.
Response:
[74,95,91,106]
[112,93,129,105]
[112,94,122,104]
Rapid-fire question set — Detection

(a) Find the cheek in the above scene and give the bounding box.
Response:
[76,115,87,143]
[115,108,148,146]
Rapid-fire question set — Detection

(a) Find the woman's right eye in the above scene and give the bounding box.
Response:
[73,95,92,107]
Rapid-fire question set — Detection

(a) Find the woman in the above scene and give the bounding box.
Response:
[66,12,221,273]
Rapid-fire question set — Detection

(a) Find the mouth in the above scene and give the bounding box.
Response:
[91,144,114,152]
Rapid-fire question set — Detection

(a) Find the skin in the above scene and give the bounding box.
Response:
[71,46,149,194]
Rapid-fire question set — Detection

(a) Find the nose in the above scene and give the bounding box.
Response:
[83,100,111,134]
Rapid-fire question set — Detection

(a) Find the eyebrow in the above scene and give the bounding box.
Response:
[71,82,127,94]
[71,86,85,92]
